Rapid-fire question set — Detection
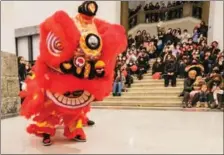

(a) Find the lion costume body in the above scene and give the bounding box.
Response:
[20,1,127,145]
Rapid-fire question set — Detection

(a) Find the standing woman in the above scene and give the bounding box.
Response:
[18,56,27,91]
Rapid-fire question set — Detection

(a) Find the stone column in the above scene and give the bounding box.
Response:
[183,3,193,17]
[201,1,210,24]
[1,51,20,119]
[208,1,223,49]
[120,1,129,32]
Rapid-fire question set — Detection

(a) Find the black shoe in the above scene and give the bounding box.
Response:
[179,94,184,97]
[42,133,52,146]
[217,104,222,109]
[187,103,192,108]
[179,92,184,97]
[210,103,217,109]
[117,93,121,96]
[172,84,176,87]
[73,135,86,142]
[87,120,95,126]
[182,102,187,108]
[164,85,168,87]
[113,93,116,96]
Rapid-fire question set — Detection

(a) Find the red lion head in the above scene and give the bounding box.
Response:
[20,1,127,117]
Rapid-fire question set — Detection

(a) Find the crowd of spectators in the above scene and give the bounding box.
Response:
[116,20,224,110]
[18,56,34,91]
[113,30,156,96]
[129,1,202,28]
[153,21,223,110]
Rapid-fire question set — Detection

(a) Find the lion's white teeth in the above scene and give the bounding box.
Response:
[84,91,90,96]
[76,98,81,105]
[67,98,72,105]
[82,94,88,100]
[54,93,60,98]
[62,97,67,104]
[71,98,76,105]
[58,95,64,102]
[47,90,93,108]
[79,96,85,104]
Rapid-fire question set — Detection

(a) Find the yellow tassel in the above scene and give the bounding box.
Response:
[76,119,83,129]
[84,63,91,78]
[76,67,82,74]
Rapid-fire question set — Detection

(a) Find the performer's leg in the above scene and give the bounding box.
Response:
[64,118,86,142]
[84,117,95,126]
[117,82,122,96]
[112,82,117,96]
[164,75,169,87]
[27,113,60,146]
[171,75,176,87]
[82,105,95,127]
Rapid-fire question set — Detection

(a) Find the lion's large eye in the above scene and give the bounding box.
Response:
[47,32,63,56]
[85,34,100,50]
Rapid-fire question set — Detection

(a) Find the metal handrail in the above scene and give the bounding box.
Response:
[128,4,184,21]
[128,2,203,21]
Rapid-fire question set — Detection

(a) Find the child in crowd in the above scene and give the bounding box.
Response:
[113,71,125,96]
[189,76,204,102]
[196,84,209,108]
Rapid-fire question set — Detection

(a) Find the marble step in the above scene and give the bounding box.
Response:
[133,79,184,83]
[104,96,182,102]
[129,86,183,90]
[131,82,183,87]
[92,106,223,112]
[132,74,185,79]
[92,106,183,111]
[92,100,181,107]
[119,91,181,96]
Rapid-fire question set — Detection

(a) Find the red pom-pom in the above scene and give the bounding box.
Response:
[131,65,138,72]
[152,72,161,79]
[122,70,127,77]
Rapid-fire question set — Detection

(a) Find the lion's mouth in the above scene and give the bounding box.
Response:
[46,90,94,109]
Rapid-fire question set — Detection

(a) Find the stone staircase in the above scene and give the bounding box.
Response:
[92,60,184,109]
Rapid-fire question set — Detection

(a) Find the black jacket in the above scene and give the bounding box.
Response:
[135,35,143,48]
[137,57,148,70]
[128,37,135,48]
[184,78,195,92]
[18,63,27,81]
[164,61,177,74]
[163,33,174,44]
[152,62,164,74]
[199,25,208,37]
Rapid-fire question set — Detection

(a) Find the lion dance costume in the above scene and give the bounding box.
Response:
[20,1,127,146]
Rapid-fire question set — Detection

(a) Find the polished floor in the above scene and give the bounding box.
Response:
[1,109,223,154]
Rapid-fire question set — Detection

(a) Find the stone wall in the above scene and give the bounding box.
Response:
[1,51,20,119]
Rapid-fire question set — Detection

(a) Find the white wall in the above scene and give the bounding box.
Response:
[1,1,15,54]
[14,1,121,29]
[12,1,121,59]
[17,37,29,60]
[32,35,40,60]
[1,1,120,58]
[208,1,223,50]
